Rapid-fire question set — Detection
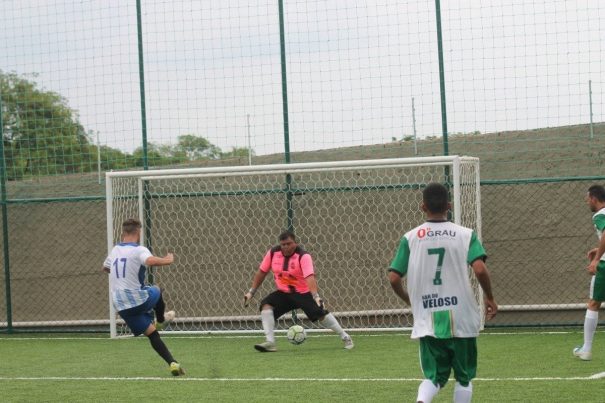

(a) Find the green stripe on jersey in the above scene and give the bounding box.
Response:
[594,214,605,232]
[390,236,410,276]
[432,310,453,338]
[467,231,486,264]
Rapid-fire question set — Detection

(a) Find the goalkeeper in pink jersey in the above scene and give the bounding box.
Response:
[243,230,354,352]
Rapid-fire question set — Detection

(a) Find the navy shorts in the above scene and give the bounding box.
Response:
[118,285,161,336]
[260,290,328,322]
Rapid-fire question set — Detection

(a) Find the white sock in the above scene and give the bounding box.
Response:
[583,309,599,351]
[416,379,439,403]
[453,382,472,403]
[261,309,275,343]
[320,313,346,338]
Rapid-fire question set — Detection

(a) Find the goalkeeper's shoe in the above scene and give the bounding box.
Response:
[573,346,592,361]
[155,310,175,331]
[170,362,185,376]
[342,334,354,350]
[254,341,277,352]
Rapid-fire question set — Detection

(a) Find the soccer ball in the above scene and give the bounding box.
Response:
[287,325,306,345]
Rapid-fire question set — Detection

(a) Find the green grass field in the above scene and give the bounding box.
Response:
[0,330,603,402]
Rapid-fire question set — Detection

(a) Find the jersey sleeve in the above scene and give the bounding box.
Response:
[259,250,273,272]
[593,214,605,232]
[103,246,116,268]
[138,247,153,265]
[467,231,487,264]
[389,236,410,276]
[300,253,315,278]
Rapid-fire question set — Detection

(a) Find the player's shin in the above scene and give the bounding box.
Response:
[261,309,276,343]
[147,330,176,364]
[416,379,439,403]
[584,309,599,351]
[154,293,166,323]
[320,313,346,337]
[454,382,472,403]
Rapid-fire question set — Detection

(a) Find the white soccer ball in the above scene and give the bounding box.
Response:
[287,325,306,345]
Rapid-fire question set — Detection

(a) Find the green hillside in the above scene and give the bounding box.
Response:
[4,122,605,200]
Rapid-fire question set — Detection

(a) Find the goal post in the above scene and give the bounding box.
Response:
[106,156,481,337]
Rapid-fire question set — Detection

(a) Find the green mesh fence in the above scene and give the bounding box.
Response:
[0,1,603,331]
[0,208,6,331]
[482,180,598,326]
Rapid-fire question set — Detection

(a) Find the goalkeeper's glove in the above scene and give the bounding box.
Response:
[312,292,324,308]
[243,288,256,307]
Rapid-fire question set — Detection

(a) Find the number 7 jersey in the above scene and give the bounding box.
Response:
[389,220,487,339]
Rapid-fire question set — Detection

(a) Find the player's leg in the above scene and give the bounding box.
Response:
[153,286,166,322]
[143,323,184,375]
[575,267,605,360]
[451,337,477,403]
[416,379,440,403]
[417,337,451,403]
[118,304,183,375]
[138,287,184,375]
[149,286,175,331]
[255,291,293,352]
[295,293,354,349]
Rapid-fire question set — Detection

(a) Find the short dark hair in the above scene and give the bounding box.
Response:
[122,218,142,235]
[278,230,296,242]
[422,183,449,214]
[588,185,605,202]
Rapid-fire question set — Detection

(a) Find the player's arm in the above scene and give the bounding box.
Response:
[587,235,605,275]
[388,270,411,305]
[471,258,497,320]
[388,236,411,305]
[243,269,269,306]
[304,274,324,306]
[145,253,174,267]
[102,255,112,273]
[300,254,322,306]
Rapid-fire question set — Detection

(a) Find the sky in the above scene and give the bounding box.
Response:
[1,0,603,156]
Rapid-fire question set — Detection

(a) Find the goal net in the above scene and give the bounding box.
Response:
[106,156,481,337]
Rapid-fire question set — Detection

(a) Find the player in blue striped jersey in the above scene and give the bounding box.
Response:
[103,218,184,376]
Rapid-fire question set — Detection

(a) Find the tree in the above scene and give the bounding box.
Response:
[221,146,255,159]
[176,134,222,160]
[132,142,188,167]
[1,71,95,179]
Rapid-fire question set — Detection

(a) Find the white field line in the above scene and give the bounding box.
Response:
[0,330,598,341]
[0,376,599,382]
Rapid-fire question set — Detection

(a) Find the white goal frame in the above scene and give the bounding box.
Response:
[106,156,481,338]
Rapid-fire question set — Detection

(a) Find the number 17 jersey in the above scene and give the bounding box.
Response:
[104,242,153,311]
[389,220,487,339]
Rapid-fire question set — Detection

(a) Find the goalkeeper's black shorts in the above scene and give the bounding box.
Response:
[260,290,328,322]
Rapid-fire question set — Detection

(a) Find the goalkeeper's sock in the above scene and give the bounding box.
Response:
[416,379,439,403]
[320,313,346,338]
[261,309,276,343]
[148,330,176,364]
[453,382,472,403]
[583,309,599,351]
[154,293,167,323]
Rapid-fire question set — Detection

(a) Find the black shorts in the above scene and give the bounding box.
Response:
[260,290,329,322]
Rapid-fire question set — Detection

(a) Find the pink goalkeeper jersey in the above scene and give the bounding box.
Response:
[260,246,315,293]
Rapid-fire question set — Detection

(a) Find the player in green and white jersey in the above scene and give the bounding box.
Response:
[574,185,605,361]
[388,183,497,403]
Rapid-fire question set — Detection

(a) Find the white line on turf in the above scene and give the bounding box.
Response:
[0,376,598,382]
[0,330,595,341]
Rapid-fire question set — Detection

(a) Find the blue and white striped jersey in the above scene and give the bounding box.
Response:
[104,243,153,311]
